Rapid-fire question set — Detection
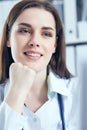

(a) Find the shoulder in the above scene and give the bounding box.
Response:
[49,71,80,128]
[48,69,78,96]
[63,76,80,127]
[66,76,79,93]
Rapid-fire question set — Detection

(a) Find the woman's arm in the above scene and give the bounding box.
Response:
[0,63,36,130]
[5,63,36,113]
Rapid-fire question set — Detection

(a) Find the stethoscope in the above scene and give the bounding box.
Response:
[57,93,65,130]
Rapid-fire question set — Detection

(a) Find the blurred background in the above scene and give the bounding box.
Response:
[0,0,87,129]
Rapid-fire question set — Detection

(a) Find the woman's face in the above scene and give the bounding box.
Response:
[7,8,56,72]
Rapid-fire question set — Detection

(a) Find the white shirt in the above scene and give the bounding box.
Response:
[0,70,79,130]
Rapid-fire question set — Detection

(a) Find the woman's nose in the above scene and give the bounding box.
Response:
[27,33,40,47]
[29,42,40,47]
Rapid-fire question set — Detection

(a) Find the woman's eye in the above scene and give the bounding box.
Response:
[18,29,31,34]
[42,32,52,37]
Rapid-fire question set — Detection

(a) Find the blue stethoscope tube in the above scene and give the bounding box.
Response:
[57,93,65,130]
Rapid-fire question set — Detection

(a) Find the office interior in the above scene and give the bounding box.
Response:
[0,0,87,129]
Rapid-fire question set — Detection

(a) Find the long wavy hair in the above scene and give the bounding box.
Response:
[0,0,71,83]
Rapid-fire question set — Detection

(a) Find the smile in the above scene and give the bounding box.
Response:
[25,53,41,57]
[24,51,43,60]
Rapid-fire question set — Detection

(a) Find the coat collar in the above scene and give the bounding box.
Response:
[47,70,71,97]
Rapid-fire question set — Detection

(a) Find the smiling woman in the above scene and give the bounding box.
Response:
[7,8,56,72]
[0,0,79,130]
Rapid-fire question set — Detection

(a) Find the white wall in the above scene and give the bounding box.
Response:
[76,45,87,130]
[0,1,18,36]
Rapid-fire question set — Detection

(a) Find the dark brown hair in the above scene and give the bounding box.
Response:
[0,0,71,83]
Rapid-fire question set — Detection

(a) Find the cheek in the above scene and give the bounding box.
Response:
[10,38,20,59]
[10,31,23,45]
[47,42,56,54]
[16,35,29,43]
[49,37,56,52]
[10,34,23,50]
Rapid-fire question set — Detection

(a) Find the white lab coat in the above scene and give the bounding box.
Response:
[0,70,80,130]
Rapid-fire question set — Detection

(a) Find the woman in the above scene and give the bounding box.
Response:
[0,0,79,130]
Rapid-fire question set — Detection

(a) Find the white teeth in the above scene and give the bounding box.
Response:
[26,53,40,57]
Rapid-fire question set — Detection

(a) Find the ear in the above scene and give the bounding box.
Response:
[7,40,11,47]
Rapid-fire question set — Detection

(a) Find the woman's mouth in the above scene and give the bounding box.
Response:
[24,51,43,61]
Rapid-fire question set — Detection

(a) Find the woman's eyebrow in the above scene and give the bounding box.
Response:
[18,23,55,31]
[18,23,31,28]
[42,27,55,31]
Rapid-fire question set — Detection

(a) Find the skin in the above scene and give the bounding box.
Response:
[5,8,56,113]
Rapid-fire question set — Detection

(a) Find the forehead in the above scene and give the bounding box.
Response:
[14,8,56,28]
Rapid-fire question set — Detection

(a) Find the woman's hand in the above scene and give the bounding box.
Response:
[9,62,36,93]
[5,62,36,113]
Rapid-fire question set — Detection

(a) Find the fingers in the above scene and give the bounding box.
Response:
[9,62,36,90]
